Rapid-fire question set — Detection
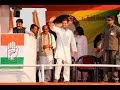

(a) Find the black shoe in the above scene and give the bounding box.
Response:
[78,80,82,82]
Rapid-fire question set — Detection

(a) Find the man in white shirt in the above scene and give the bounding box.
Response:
[49,17,77,82]
[28,24,39,39]
[27,24,39,82]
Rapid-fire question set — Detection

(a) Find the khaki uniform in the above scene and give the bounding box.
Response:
[101,25,120,51]
[101,24,120,81]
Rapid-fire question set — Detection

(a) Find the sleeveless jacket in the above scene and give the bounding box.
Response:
[13,27,26,33]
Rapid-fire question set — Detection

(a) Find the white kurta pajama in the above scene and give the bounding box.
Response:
[37,33,56,81]
[37,33,56,69]
[50,25,77,81]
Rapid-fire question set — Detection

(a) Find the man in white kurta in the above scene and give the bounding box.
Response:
[49,17,77,82]
[37,25,56,82]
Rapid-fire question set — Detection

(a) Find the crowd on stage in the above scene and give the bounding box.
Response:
[8,15,120,83]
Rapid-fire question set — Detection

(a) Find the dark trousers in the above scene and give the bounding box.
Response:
[103,50,117,79]
[36,70,39,82]
[51,58,57,81]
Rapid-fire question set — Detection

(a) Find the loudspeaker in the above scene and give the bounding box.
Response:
[14,10,20,17]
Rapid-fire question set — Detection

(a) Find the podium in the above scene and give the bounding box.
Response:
[0,34,36,82]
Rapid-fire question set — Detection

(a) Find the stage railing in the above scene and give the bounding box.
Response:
[0,64,120,82]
